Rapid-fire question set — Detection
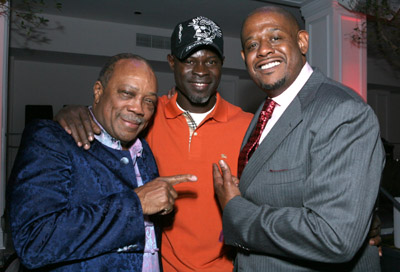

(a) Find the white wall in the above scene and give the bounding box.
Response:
[10,13,246,71]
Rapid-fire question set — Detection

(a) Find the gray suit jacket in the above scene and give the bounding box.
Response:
[223,69,385,271]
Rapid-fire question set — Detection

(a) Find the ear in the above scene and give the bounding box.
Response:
[93,81,103,104]
[297,30,309,55]
[167,54,175,71]
[240,50,248,68]
[240,50,245,62]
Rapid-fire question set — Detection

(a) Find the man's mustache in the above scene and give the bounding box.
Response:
[120,114,144,125]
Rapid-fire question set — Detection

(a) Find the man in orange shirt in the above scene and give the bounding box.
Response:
[56,17,253,271]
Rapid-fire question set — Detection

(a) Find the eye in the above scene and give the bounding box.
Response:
[143,96,157,108]
[184,59,195,65]
[246,42,258,51]
[271,36,281,42]
[120,90,133,98]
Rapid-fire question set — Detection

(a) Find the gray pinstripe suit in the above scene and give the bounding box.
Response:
[223,69,385,271]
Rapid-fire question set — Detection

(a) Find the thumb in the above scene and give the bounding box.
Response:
[164,174,198,186]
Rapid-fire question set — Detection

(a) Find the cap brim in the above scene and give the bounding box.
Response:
[177,43,223,60]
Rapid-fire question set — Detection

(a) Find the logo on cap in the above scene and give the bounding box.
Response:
[184,17,222,51]
[171,16,223,60]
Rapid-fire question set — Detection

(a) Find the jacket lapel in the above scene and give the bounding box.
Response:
[240,100,265,150]
[239,97,302,194]
[239,68,324,194]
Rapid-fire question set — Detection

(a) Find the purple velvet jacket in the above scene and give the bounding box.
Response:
[8,119,161,271]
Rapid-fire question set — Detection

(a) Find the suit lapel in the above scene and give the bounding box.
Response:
[239,97,302,194]
[239,68,325,194]
[240,100,265,150]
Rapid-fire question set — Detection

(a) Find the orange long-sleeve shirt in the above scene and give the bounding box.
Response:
[145,93,253,271]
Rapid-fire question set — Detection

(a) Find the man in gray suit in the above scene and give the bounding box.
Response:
[213,6,385,271]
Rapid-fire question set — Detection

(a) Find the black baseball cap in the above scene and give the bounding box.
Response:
[171,16,224,60]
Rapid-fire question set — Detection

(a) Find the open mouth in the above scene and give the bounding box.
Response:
[190,82,211,91]
[191,82,209,87]
[258,61,281,70]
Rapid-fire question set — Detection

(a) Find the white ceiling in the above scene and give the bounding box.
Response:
[17,0,313,38]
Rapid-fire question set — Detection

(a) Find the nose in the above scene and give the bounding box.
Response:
[192,62,209,76]
[257,40,274,57]
[127,97,144,116]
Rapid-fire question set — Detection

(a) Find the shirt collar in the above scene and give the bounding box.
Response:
[164,91,228,122]
[88,106,143,155]
[272,62,313,107]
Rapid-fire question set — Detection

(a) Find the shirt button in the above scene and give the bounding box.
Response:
[120,157,129,164]
[194,132,198,136]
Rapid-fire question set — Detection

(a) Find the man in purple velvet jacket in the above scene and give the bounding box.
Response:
[8,53,196,271]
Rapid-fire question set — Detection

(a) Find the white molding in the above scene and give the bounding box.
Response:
[301,0,332,18]
[303,4,333,77]
[301,0,367,100]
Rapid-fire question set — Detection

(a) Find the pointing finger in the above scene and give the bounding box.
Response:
[164,174,197,186]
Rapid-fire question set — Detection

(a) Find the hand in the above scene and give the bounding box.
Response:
[167,87,177,99]
[54,105,101,150]
[368,213,382,256]
[134,174,197,215]
[213,160,241,210]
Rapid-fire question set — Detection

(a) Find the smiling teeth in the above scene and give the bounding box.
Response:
[194,83,207,87]
[260,61,280,70]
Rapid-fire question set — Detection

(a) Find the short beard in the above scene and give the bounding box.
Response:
[178,88,214,106]
[187,94,212,105]
[260,77,286,92]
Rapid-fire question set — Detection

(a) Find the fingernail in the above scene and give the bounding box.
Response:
[77,142,82,147]
[88,136,94,141]
[219,160,226,167]
[190,175,198,181]
[84,143,90,150]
